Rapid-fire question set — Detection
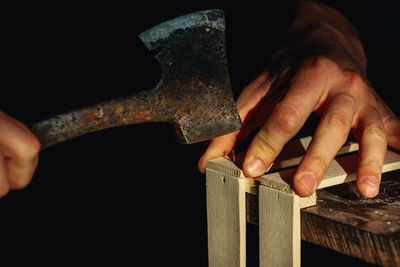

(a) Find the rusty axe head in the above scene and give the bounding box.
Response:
[31,9,242,149]
[138,9,242,144]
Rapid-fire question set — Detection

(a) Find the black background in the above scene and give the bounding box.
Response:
[2,1,399,266]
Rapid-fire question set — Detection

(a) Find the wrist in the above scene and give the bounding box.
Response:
[268,1,367,81]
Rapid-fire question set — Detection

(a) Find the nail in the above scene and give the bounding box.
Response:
[246,158,267,177]
[297,173,316,194]
[362,176,379,197]
[266,162,273,173]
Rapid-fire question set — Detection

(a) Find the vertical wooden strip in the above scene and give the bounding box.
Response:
[206,168,246,267]
[259,185,300,267]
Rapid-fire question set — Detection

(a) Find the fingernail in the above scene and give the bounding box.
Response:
[297,173,316,194]
[362,176,379,197]
[246,158,267,177]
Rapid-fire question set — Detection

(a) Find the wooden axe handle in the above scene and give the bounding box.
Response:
[31,92,166,150]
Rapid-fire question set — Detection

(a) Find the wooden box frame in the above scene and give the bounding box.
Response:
[205,136,400,266]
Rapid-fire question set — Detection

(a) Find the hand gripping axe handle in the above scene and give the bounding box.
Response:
[30,9,242,150]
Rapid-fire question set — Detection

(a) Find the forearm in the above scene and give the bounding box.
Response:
[270,0,367,80]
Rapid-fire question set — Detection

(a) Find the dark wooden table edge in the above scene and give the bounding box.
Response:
[300,208,400,266]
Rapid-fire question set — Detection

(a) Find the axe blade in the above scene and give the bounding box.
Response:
[139,9,242,144]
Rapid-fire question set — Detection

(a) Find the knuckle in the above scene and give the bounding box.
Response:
[344,72,366,94]
[364,120,386,140]
[335,93,356,108]
[273,103,301,135]
[30,136,42,155]
[313,55,333,68]
[14,135,41,162]
[254,132,280,159]
[302,55,334,76]
[360,159,383,174]
[11,177,31,190]
[306,155,328,177]
[326,111,350,135]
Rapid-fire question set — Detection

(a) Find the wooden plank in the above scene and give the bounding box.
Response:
[206,157,244,178]
[206,167,246,267]
[299,192,316,209]
[301,171,400,266]
[271,136,358,171]
[331,148,400,187]
[245,176,260,196]
[246,192,315,226]
[259,185,300,267]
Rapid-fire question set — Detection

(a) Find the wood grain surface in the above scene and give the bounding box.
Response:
[301,170,400,266]
[259,186,301,267]
[206,167,246,267]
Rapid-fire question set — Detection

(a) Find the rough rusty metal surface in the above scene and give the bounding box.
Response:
[31,9,241,149]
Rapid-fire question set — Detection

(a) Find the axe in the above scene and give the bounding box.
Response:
[30,9,242,149]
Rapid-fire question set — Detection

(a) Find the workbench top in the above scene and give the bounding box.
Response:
[301,170,400,266]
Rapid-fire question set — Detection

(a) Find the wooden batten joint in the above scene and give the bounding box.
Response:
[206,157,244,179]
[259,169,317,209]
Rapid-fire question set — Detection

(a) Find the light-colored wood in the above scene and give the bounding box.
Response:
[259,185,300,267]
[259,159,347,192]
[206,157,244,178]
[205,137,400,267]
[382,149,400,172]
[330,148,400,187]
[317,148,400,189]
[206,167,246,267]
[271,136,359,171]
[260,168,295,193]
[245,177,260,195]
[299,191,316,209]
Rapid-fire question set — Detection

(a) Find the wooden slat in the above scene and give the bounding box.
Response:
[206,157,244,178]
[206,166,246,267]
[317,148,400,189]
[330,149,400,187]
[271,136,359,171]
[259,185,300,267]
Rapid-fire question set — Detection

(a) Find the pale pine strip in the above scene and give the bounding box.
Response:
[206,168,246,267]
[259,186,300,267]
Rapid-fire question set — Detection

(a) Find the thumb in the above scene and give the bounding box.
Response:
[197,131,239,173]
